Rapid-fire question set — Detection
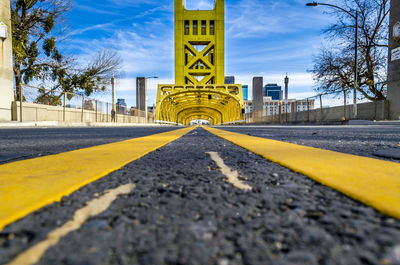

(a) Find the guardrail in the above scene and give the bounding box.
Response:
[247,85,389,124]
[13,84,153,124]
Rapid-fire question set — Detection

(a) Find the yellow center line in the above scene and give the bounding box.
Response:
[7,183,136,265]
[203,126,400,220]
[206,152,252,191]
[0,127,195,231]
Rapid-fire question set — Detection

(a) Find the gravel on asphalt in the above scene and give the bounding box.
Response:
[216,125,400,162]
[1,127,400,265]
[0,127,180,165]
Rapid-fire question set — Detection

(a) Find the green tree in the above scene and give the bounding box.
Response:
[12,0,72,100]
[12,0,122,104]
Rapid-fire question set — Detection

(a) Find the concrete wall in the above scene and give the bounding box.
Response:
[12,102,148,124]
[0,0,14,122]
[246,101,389,124]
[388,1,400,120]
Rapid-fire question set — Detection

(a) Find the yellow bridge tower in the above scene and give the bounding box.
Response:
[155,0,245,125]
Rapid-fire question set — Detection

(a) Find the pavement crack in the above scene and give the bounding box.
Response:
[7,183,135,265]
[206,152,252,191]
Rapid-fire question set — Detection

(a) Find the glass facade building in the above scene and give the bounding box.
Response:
[242,85,248,100]
[263,84,283,100]
[225,76,235,84]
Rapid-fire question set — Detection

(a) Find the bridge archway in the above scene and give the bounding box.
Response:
[156,85,244,125]
[178,108,221,125]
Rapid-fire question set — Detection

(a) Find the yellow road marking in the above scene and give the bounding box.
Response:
[206,152,252,191]
[0,127,194,231]
[7,184,136,265]
[204,126,400,219]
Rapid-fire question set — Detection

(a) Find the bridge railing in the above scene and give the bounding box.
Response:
[12,84,153,123]
[248,86,389,123]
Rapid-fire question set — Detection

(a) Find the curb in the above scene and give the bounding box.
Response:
[0,121,176,128]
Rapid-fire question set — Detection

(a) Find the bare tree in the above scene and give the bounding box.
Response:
[35,50,122,104]
[311,0,389,100]
[59,50,122,96]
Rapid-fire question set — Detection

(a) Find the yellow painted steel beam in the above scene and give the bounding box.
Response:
[204,126,400,220]
[156,0,244,125]
[0,127,195,231]
[156,85,244,125]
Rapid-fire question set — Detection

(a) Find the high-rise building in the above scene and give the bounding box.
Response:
[264,84,283,100]
[225,76,235,84]
[136,77,147,111]
[253,77,264,114]
[116,98,127,114]
[242,85,249,101]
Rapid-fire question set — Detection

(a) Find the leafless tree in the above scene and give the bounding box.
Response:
[311,0,389,100]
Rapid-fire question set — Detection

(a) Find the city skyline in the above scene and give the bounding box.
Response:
[63,0,337,107]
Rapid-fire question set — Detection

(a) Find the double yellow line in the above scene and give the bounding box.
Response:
[1,125,400,232]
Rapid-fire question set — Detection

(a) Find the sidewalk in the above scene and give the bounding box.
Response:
[0,121,174,128]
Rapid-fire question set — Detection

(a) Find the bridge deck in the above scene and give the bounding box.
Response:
[1,125,400,264]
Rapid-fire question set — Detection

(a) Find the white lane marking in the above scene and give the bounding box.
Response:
[8,183,136,265]
[207,152,252,191]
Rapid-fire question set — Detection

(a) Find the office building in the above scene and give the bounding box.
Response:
[225,76,235,84]
[136,77,147,111]
[116,98,127,114]
[242,85,249,101]
[246,97,315,115]
[264,84,283,100]
[252,77,264,114]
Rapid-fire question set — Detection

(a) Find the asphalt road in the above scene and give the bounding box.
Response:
[216,124,400,162]
[1,127,400,265]
[0,126,181,165]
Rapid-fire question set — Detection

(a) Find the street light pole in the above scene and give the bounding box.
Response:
[306,1,358,119]
[111,75,116,112]
[284,74,289,122]
[354,10,358,119]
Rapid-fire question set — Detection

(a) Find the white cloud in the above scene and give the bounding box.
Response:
[185,0,215,10]
[65,0,340,107]
[233,72,316,100]
[226,0,334,39]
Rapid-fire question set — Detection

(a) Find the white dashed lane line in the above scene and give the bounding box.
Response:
[7,184,136,265]
[207,152,252,191]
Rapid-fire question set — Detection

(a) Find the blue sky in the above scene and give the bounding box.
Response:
[62,0,337,107]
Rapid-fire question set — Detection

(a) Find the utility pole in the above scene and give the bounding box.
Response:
[0,0,14,121]
[388,0,400,120]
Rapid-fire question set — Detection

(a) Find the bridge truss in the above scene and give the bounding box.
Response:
[155,0,245,125]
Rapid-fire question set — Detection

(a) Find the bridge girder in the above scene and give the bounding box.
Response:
[156,85,244,125]
[155,0,244,125]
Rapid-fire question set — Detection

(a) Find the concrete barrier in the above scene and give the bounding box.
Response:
[247,100,389,124]
[11,102,148,124]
